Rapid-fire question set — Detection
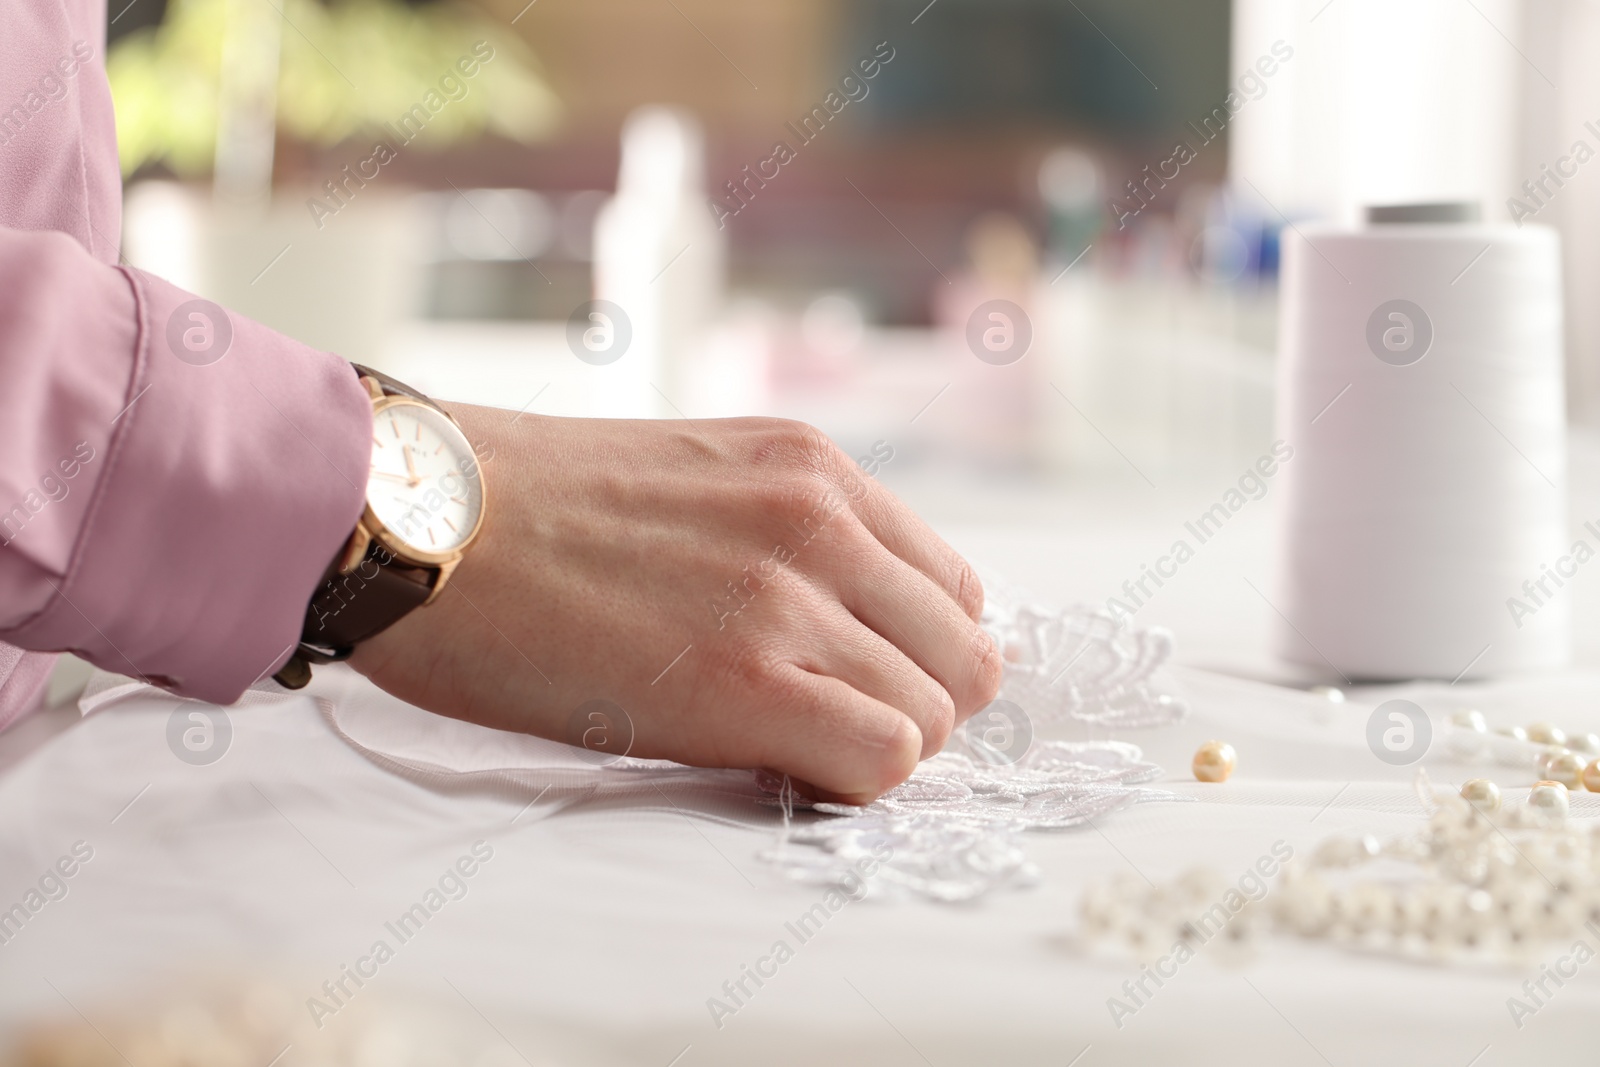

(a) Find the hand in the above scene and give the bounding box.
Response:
[349,407,1003,804]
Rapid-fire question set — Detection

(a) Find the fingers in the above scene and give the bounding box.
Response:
[833,548,1003,727]
[841,476,987,623]
[746,419,986,623]
[756,665,923,804]
[801,603,957,760]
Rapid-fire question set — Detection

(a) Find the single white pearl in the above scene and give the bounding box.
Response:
[1078,886,1126,935]
[1451,710,1488,732]
[1397,888,1434,934]
[1346,883,1397,935]
[1310,685,1346,704]
[1498,725,1530,743]
[1192,740,1236,783]
[1540,750,1586,791]
[1313,835,1380,868]
[1176,868,1227,901]
[1528,781,1571,819]
[1277,876,1333,936]
[1527,722,1567,746]
[1460,778,1502,813]
[1567,732,1600,756]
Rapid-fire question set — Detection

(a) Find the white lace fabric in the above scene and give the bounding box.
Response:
[757,740,1188,902]
[79,601,1191,903]
[982,602,1188,729]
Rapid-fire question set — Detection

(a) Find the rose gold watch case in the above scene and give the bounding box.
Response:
[340,388,488,602]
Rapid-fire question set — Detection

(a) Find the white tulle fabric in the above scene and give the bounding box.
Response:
[80,602,1190,901]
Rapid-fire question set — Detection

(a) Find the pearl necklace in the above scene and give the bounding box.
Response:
[1442,710,1600,792]
[1081,772,1600,963]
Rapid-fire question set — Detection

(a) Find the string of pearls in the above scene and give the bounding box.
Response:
[1444,710,1600,791]
[1080,772,1600,964]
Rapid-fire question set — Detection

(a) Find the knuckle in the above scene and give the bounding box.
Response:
[951,558,985,622]
[754,419,851,481]
[866,715,923,794]
[717,637,786,699]
[919,685,957,755]
[754,482,856,554]
[746,422,872,546]
[961,629,1005,717]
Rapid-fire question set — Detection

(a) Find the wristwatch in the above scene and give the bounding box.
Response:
[273,365,489,689]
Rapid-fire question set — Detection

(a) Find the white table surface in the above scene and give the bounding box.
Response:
[5,406,1600,1065]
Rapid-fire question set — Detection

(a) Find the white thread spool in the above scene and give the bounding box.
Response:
[1271,205,1567,681]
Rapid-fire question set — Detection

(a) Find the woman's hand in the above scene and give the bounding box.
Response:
[349,405,1002,804]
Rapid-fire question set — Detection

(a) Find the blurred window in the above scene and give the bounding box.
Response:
[844,0,1229,136]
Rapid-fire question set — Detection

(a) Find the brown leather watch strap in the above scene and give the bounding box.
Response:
[273,365,449,689]
[275,545,436,689]
[351,363,429,403]
[299,541,435,655]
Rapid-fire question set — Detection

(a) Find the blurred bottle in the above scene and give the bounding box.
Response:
[1180,184,1278,288]
[937,212,1043,470]
[593,107,726,418]
[1037,146,1103,271]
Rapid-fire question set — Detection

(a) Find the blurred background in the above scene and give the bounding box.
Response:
[11,5,1600,1057]
[105,0,1594,483]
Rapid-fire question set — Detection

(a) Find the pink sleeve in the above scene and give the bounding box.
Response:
[0,0,371,712]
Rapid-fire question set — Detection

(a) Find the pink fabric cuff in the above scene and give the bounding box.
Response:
[0,264,370,704]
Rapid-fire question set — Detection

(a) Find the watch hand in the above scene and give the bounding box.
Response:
[402,445,421,487]
[371,470,414,484]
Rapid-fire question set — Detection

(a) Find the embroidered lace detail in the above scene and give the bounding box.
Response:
[757,741,1188,902]
[748,603,1190,900]
[983,603,1188,728]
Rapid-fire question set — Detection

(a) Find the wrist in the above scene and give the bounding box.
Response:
[275,369,491,688]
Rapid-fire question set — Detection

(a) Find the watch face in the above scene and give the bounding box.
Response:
[366,400,485,558]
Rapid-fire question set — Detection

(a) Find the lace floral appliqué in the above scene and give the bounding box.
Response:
[757,604,1190,901]
[986,602,1187,729]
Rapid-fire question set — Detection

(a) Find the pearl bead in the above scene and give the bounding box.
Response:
[1583,759,1600,792]
[1079,885,1128,936]
[1075,711,1600,967]
[1192,740,1236,783]
[1314,834,1380,868]
[1540,750,1586,791]
[1528,781,1570,818]
[1497,725,1529,742]
[1571,733,1600,757]
[1527,722,1567,746]
[1460,778,1502,813]
[1346,883,1397,935]
[1310,685,1345,704]
[1451,710,1488,732]
[1277,874,1333,936]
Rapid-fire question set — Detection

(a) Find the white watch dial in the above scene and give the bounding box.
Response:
[367,401,484,556]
